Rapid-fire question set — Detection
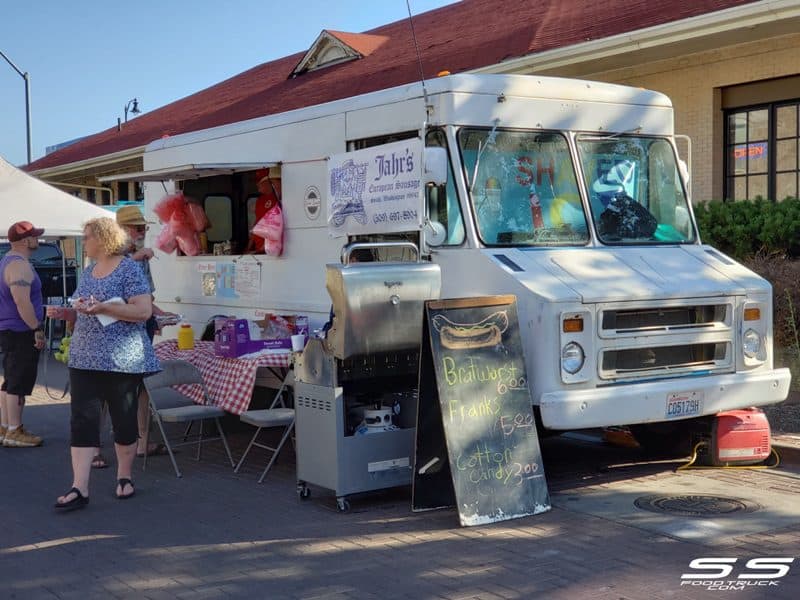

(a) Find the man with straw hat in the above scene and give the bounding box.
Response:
[115,205,173,459]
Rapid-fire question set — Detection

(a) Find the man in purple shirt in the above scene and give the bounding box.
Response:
[0,221,46,447]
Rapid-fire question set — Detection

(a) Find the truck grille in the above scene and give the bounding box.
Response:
[601,304,728,334]
[597,300,735,381]
[600,342,730,377]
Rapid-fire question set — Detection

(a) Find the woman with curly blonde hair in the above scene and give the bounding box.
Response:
[83,216,130,256]
[47,217,160,511]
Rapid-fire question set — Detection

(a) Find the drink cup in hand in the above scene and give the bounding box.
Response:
[46,305,68,320]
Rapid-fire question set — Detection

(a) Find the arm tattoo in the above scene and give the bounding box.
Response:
[9,279,32,287]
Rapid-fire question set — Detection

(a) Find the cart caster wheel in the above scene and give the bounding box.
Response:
[336,498,350,512]
[297,484,310,499]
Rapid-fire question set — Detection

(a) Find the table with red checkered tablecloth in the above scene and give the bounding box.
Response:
[153,340,291,415]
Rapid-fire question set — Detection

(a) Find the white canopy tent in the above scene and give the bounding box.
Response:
[1,155,109,237]
[1,154,113,303]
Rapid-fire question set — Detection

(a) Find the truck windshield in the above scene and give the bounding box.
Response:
[576,135,695,244]
[458,128,589,246]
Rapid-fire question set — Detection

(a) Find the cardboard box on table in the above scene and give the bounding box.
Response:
[214,315,309,358]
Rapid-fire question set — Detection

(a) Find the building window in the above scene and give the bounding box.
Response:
[118,181,129,201]
[776,103,799,201]
[725,101,799,201]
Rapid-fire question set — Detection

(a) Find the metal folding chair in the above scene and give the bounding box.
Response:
[234,370,295,483]
[143,359,235,478]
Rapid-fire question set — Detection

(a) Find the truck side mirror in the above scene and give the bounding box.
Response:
[424,147,448,186]
[424,220,447,247]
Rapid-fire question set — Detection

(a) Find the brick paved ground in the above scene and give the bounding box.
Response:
[2,358,800,599]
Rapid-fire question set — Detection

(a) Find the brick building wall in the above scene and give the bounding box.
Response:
[576,33,800,203]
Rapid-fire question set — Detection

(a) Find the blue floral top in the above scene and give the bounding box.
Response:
[68,257,160,374]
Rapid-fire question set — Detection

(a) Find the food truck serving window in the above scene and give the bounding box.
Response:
[174,168,277,256]
[99,163,275,257]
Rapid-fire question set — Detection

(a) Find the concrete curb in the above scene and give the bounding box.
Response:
[772,434,800,467]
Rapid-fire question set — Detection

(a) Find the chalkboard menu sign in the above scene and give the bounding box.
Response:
[413,295,550,526]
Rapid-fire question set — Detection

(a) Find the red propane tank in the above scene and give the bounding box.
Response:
[711,408,771,466]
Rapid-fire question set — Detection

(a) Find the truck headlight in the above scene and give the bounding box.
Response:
[562,342,585,374]
[742,328,762,358]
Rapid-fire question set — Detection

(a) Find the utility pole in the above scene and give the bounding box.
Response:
[0,49,32,164]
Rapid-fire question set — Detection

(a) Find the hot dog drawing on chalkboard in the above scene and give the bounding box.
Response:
[432,311,509,350]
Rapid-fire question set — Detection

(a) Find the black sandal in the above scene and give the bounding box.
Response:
[116,478,135,500]
[54,487,89,512]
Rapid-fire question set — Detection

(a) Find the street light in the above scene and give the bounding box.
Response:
[124,98,141,123]
[0,49,32,164]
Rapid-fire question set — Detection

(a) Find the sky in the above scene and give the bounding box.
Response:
[0,0,458,167]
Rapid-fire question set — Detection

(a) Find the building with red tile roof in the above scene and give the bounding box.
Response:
[27,0,799,204]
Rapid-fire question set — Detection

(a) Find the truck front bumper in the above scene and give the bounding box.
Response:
[539,368,791,430]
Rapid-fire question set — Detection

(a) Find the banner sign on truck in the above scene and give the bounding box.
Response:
[327,138,424,237]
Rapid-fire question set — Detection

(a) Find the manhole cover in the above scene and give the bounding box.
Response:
[634,494,761,517]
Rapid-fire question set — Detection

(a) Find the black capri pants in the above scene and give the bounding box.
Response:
[0,329,40,397]
[69,368,143,447]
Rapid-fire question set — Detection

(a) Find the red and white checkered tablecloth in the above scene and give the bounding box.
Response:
[153,340,291,415]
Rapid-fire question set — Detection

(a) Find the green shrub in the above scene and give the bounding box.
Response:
[745,255,800,349]
[694,197,800,260]
[694,198,800,352]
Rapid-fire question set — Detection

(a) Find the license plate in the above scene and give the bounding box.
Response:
[665,391,702,419]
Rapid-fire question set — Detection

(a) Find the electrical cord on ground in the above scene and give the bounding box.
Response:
[677,440,780,471]
[41,315,70,401]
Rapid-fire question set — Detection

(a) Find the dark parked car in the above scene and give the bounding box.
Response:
[0,242,77,299]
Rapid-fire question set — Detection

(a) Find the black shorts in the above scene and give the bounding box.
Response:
[0,329,40,397]
[69,368,142,447]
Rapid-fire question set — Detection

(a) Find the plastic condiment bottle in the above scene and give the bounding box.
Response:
[177,323,195,350]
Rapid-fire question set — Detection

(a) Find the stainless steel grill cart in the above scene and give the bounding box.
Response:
[294,246,440,511]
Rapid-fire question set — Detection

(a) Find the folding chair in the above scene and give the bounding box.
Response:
[143,359,235,478]
[234,370,295,483]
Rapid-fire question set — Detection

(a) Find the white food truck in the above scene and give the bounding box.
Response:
[126,74,790,449]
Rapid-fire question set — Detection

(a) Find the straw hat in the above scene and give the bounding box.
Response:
[116,205,148,226]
